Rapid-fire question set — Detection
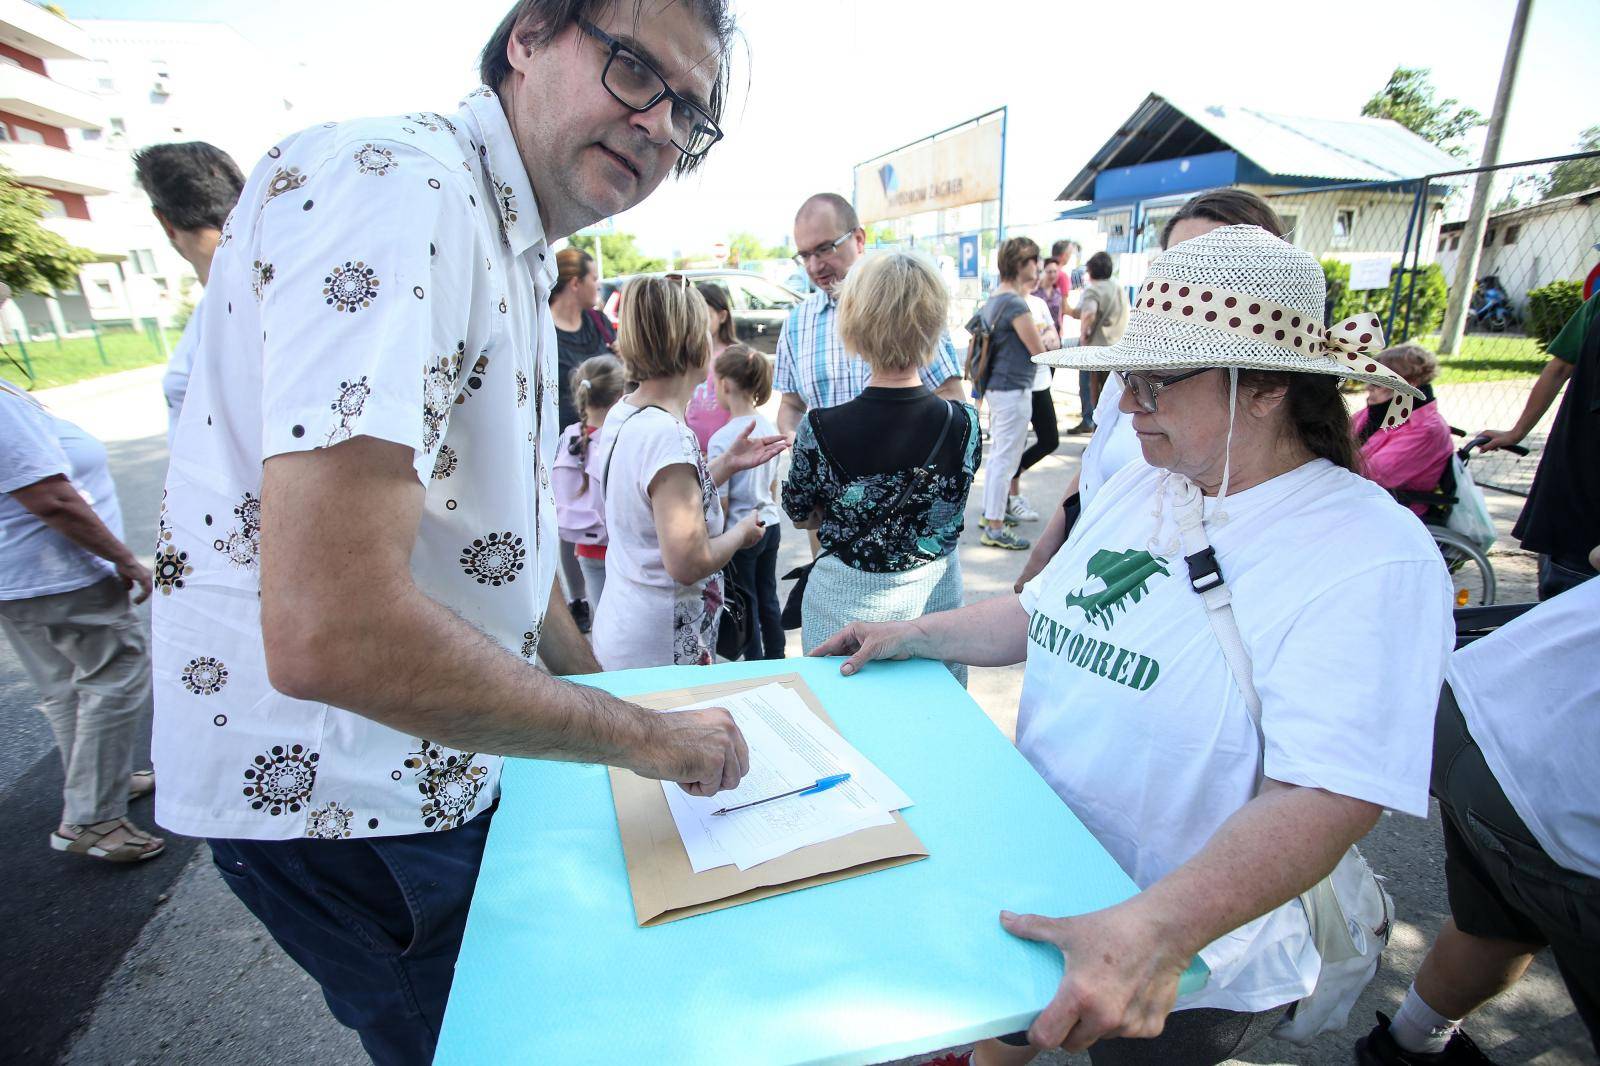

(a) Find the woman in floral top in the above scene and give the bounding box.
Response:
[783,250,980,682]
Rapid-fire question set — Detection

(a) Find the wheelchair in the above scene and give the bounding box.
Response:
[1390,430,1528,608]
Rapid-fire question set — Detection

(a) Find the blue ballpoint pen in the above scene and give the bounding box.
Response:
[710,773,852,816]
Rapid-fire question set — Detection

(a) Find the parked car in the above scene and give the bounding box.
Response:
[597,270,806,354]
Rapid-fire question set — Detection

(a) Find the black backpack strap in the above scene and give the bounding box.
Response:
[879,399,958,520]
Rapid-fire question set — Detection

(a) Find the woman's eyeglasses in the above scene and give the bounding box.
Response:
[1117,368,1213,413]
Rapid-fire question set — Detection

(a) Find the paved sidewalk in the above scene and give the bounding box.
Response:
[19,368,1586,1064]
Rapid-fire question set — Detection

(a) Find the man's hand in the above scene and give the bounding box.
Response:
[1475,428,1524,452]
[632,707,750,796]
[1000,902,1190,1052]
[117,558,153,604]
[808,619,922,675]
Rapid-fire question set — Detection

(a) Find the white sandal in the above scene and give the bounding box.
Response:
[51,817,165,863]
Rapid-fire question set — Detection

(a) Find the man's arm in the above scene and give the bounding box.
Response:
[933,376,967,403]
[536,583,599,675]
[777,391,809,441]
[8,476,152,602]
[1479,356,1574,450]
[259,436,747,794]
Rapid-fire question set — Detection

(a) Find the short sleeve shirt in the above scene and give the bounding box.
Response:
[151,88,561,841]
[773,289,963,410]
[0,385,124,600]
[1513,292,1600,561]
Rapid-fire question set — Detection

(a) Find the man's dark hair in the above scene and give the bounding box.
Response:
[1050,238,1078,261]
[1086,251,1114,280]
[479,0,736,176]
[795,192,858,233]
[132,142,245,232]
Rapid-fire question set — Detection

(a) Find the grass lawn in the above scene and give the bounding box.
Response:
[2,328,181,390]
[1410,332,1548,384]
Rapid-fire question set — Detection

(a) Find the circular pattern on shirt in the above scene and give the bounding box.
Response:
[331,376,371,419]
[353,142,396,176]
[265,165,306,201]
[403,741,489,831]
[323,261,379,312]
[242,744,319,816]
[521,622,541,661]
[413,285,425,300]
[432,444,458,481]
[460,532,525,586]
[428,177,441,189]
[515,369,528,407]
[181,656,229,695]
[302,200,314,211]
[213,714,228,727]
[305,801,355,839]
[267,146,281,159]
[152,544,193,595]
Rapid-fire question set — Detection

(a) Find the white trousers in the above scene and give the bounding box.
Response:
[982,387,1032,522]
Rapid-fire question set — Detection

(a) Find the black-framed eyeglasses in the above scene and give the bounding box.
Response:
[577,20,723,162]
[1117,368,1213,413]
[792,230,856,267]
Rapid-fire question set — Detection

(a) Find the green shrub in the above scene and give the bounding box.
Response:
[1526,280,1584,350]
[1319,260,1447,342]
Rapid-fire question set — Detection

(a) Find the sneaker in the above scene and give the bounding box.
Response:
[1006,495,1040,522]
[1355,1012,1498,1066]
[1066,420,1096,435]
[568,598,592,634]
[981,526,1031,550]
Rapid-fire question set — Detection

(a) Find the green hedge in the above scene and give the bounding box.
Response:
[1321,259,1448,341]
[1526,280,1583,350]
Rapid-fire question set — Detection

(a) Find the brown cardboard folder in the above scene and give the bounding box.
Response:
[609,672,928,926]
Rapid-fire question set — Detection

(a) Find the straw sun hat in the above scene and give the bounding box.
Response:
[1038,224,1424,428]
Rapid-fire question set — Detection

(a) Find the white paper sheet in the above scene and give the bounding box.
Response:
[658,683,912,872]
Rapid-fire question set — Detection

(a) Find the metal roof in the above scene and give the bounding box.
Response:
[1058,93,1462,201]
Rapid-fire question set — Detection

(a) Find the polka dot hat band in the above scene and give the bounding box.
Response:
[1036,225,1425,430]
[1130,279,1415,428]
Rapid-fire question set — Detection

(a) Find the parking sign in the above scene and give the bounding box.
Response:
[958,234,979,279]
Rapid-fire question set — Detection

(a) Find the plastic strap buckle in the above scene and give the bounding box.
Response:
[1185,546,1224,593]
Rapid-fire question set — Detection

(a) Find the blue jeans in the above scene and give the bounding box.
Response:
[731,524,785,660]
[208,808,494,1066]
[1077,370,1097,425]
[1538,554,1595,601]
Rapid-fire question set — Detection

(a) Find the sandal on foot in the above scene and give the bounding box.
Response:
[128,769,155,801]
[52,817,165,863]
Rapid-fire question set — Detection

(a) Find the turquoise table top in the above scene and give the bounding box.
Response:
[436,657,1145,1066]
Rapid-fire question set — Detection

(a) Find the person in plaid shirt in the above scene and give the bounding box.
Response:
[774,193,965,441]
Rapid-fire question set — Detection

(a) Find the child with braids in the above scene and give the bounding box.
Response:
[552,355,625,621]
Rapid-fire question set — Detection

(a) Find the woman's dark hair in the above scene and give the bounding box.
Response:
[131,142,245,232]
[997,236,1040,282]
[713,342,771,406]
[1237,369,1358,473]
[1161,189,1287,248]
[478,0,736,176]
[1086,251,1114,280]
[695,281,738,346]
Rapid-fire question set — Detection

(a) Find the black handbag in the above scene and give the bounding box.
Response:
[780,399,960,631]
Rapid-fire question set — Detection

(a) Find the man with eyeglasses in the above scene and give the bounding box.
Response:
[149,3,755,1061]
[775,193,966,445]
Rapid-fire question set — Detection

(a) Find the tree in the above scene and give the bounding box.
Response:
[1539,126,1600,200]
[727,231,786,264]
[1361,67,1485,159]
[0,167,94,295]
[567,231,664,276]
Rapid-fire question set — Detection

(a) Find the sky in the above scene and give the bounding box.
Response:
[56,0,1600,259]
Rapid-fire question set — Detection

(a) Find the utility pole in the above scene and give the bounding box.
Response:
[1439,0,1533,355]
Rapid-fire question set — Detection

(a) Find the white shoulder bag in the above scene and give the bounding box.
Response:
[1168,480,1392,1045]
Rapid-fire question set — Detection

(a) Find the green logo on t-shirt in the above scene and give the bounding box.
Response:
[1060,548,1170,629]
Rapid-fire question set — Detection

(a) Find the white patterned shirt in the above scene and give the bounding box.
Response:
[151,88,559,841]
[772,288,964,410]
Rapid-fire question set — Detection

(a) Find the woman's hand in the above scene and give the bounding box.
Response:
[709,422,788,486]
[999,901,1191,1052]
[808,619,923,675]
[733,512,765,550]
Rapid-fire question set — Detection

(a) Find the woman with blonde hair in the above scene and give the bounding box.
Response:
[783,250,981,682]
[590,277,786,669]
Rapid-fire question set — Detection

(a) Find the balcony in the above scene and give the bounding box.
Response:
[0,141,114,195]
[0,0,95,61]
[0,63,105,130]
[41,216,123,259]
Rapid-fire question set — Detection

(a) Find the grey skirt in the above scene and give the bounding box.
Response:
[800,552,967,686]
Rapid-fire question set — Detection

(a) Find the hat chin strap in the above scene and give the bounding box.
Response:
[1215,367,1237,525]
[1148,367,1237,555]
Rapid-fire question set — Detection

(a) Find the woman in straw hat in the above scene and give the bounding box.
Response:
[814,225,1453,1063]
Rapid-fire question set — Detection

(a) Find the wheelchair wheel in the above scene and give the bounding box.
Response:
[1431,526,1496,606]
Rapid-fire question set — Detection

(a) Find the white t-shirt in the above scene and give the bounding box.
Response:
[1077,374,1143,509]
[708,412,782,527]
[591,400,726,670]
[1449,577,1600,878]
[1017,459,1451,1013]
[163,304,201,447]
[0,385,123,600]
[1025,294,1054,391]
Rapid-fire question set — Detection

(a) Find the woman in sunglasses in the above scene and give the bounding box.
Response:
[814,226,1453,1063]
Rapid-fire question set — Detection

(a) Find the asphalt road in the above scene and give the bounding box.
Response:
[2,369,1589,1066]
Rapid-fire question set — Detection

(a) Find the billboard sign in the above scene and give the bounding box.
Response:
[854,113,1003,225]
